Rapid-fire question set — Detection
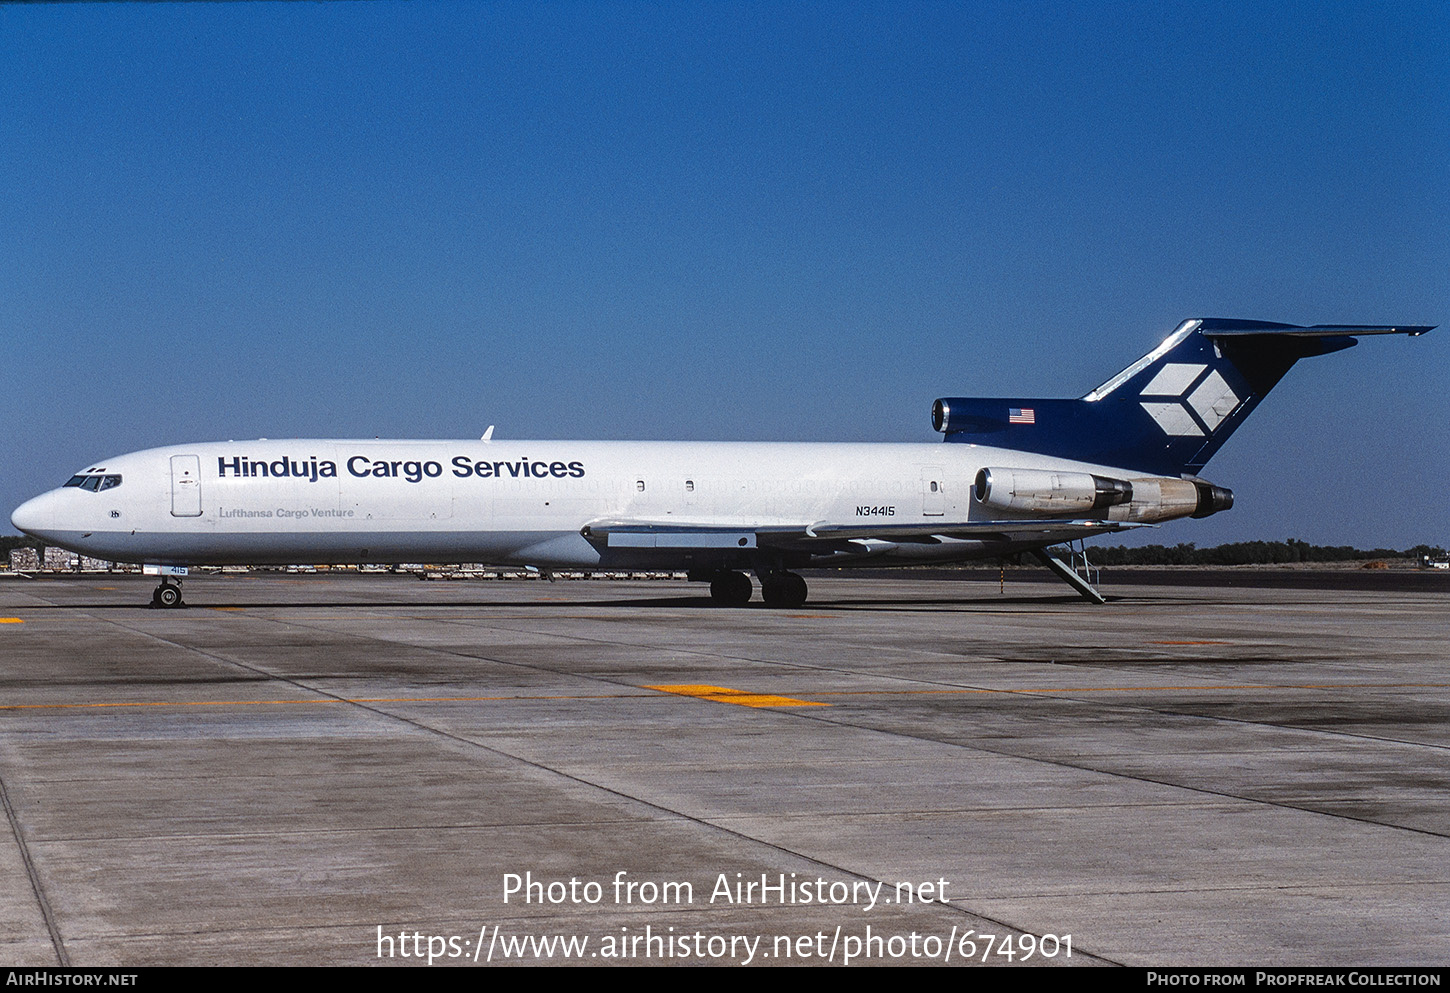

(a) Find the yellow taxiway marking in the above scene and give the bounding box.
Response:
[209,607,247,612]
[0,618,22,624]
[645,683,828,708]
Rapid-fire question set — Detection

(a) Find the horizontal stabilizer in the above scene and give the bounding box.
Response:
[1197,319,1434,337]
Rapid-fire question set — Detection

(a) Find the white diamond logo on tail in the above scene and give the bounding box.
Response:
[1140,402,1204,436]
[1141,363,1206,396]
[1186,370,1241,431]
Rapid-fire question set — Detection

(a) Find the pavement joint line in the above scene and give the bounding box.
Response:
[777,695,1450,843]
[304,611,1244,697]
[6,680,1448,713]
[0,693,657,711]
[809,681,1450,695]
[214,599,869,682]
[35,816,669,844]
[0,771,68,966]
[324,605,1445,704]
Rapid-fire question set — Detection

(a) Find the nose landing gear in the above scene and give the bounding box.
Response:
[151,579,185,609]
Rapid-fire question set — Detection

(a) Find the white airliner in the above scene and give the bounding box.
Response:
[11,318,1432,608]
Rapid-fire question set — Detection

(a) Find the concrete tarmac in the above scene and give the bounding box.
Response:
[1,570,1447,967]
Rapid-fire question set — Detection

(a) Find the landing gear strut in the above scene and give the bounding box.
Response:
[151,579,185,609]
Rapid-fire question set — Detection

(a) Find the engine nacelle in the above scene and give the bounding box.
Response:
[1108,477,1234,522]
[974,467,1234,523]
[974,468,1134,514]
[933,397,1010,434]
[1190,481,1235,518]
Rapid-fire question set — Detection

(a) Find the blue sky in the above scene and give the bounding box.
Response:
[3,2,1446,548]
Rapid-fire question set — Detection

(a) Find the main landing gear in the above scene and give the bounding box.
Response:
[151,579,185,609]
[708,571,753,607]
[760,571,808,608]
[704,570,809,608]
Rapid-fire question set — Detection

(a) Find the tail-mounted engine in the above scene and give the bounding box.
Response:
[974,468,1132,514]
[974,467,1233,522]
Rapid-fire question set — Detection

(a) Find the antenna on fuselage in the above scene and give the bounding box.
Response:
[481,425,495,442]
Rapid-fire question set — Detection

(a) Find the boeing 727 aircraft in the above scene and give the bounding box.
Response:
[11,318,1432,607]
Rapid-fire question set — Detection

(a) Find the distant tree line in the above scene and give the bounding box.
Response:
[1082,539,1446,566]
[1,535,39,556]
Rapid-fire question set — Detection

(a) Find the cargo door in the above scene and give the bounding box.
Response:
[170,455,202,517]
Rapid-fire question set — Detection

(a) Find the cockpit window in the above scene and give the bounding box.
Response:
[65,474,121,492]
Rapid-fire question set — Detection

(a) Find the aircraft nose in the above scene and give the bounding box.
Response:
[11,492,55,537]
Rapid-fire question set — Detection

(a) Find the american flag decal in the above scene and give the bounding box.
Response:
[1008,407,1035,424]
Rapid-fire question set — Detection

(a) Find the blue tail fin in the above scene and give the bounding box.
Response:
[932,318,1433,477]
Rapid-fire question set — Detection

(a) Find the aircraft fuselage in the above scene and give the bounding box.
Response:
[11,439,1157,571]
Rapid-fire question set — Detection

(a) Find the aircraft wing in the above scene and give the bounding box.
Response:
[581,518,1151,552]
[797,519,1151,542]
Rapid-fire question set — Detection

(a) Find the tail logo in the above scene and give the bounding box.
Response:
[1138,363,1242,437]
